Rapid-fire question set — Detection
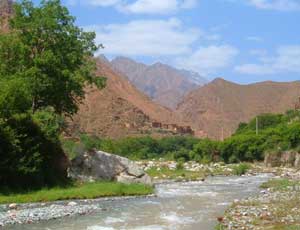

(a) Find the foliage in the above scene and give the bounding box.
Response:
[0,0,105,116]
[0,0,104,189]
[191,139,220,163]
[232,163,251,176]
[0,113,67,189]
[63,135,199,161]
[63,109,300,165]
[221,134,266,163]
[0,182,153,204]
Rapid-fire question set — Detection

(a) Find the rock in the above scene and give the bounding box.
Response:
[217,216,224,222]
[116,172,152,185]
[67,202,77,206]
[8,203,17,209]
[295,153,300,168]
[265,150,300,168]
[69,150,152,185]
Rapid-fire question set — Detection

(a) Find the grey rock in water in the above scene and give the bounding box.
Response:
[68,150,152,185]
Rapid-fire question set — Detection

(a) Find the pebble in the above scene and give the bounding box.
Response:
[8,203,17,209]
[67,202,77,206]
[220,167,300,229]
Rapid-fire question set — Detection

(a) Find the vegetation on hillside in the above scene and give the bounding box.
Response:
[65,110,300,164]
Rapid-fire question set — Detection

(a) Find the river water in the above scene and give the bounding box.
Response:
[9,175,270,230]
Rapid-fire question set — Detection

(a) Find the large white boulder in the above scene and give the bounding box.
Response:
[68,150,152,185]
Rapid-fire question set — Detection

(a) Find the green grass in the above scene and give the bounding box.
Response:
[0,182,154,204]
[260,178,300,191]
[146,166,205,181]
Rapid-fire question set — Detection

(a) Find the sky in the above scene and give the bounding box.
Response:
[34,0,300,84]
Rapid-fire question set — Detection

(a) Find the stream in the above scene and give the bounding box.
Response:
[7,174,271,230]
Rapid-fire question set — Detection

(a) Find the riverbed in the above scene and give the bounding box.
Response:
[5,174,271,230]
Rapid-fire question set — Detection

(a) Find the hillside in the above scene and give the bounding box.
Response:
[177,78,300,140]
[69,58,196,139]
[110,56,207,109]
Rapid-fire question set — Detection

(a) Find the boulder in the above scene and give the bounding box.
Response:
[264,150,300,168]
[68,150,152,185]
[295,153,300,168]
[264,151,281,167]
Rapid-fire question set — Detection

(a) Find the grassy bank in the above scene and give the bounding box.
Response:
[0,182,154,204]
[260,178,300,190]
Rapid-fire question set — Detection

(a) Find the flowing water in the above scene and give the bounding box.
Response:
[9,174,271,230]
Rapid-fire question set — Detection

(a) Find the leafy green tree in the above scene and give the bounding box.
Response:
[285,123,300,148]
[191,139,220,163]
[0,0,105,117]
[0,0,105,188]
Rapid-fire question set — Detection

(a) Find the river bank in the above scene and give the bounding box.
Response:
[4,174,271,230]
[0,161,269,228]
[218,167,300,230]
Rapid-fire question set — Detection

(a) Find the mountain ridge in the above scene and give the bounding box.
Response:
[69,58,198,139]
[110,56,207,109]
[177,78,300,139]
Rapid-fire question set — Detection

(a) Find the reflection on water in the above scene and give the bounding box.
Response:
[7,174,270,230]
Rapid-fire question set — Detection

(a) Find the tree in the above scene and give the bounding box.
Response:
[0,0,105,117]
[191,139,220,163]
[0,0,105,188]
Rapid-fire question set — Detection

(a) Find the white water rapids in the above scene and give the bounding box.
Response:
[7,174,271,230]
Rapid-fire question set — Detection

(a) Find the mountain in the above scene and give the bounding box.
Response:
[69,58,196,139]
[177,78,300,140]
[110,56,207,109]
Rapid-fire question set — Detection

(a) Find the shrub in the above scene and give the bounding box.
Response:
[191,139,220,163]
[0,113,67,189]
[233,163,251,176]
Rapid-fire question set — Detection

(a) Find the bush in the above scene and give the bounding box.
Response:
[285,123,300,149]
[233,163,251,176]
[0,113,67,189]
[221,134,265,163]
[62,135,200,162]
[191,139,220,163]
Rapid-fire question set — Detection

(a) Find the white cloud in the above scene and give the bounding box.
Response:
[225,0,300,11]
[247,0,300,11]
[176,45,239,75]
[70,0,198,14]
[86,18,201,56]
[122,0,179,14]
[235,45,300,75]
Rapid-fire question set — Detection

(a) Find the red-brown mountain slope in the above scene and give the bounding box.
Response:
[177,78,300,140]
[110,56,207,109]
[69,58,196,139]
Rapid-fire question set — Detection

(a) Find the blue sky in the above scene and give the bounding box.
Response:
[35,0,300,84]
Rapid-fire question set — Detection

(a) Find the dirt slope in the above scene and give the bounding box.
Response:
[110,56,207,109]
[69,59,196,139]
[177,78,300,139]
